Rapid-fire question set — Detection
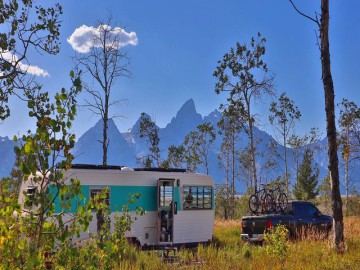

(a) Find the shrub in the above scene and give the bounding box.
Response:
[264,225,289,268]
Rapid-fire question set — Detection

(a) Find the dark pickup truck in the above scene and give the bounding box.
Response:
[241,201,332,243]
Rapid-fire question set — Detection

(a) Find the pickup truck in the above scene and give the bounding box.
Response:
[241,200,332,243]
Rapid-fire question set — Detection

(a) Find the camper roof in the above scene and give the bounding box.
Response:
[70,164,186,173]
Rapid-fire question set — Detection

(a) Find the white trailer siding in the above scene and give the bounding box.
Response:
[19,166,215,248]
[173,210,214,244]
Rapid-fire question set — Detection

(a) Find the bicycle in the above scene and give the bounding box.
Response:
[267,182,288,213]
[249,184,275,214]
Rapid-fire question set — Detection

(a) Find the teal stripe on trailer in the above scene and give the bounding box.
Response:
[109,186,157,212]
[51,185,88,213]
[53,185,183,213]
[174,186,181,210]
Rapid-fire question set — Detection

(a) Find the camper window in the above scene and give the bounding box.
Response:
[90,188,110,207]
[159,185,173,207]
[25,186,36,208]
[183,186,212,210]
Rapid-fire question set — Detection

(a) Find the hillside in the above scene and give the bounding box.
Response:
[1,99,356,193]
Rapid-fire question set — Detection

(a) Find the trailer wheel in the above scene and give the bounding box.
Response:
[133,238,141,250]
[127,237,141,250]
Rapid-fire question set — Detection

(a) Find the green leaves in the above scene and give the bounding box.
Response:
[5,71,85,268]
[264,225,289,265]
[0,1,63,121]
[19,162,31,176]
[213,33,275,191]
[183,122,216,174]
[293,149,320,201]
[337,98,360,162]
[139,113,161,167]
[24,140,33,154]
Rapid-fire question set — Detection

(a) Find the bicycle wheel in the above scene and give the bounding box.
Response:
[261,194,274,214]
[249,195,260,214]
[277,193,288,213]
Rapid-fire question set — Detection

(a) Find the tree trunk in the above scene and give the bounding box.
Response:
[103,96,109,166]
[249,128,257,191]
[224,201,228,220]
[248,110,257,191]
[320,0,344,252]
[345,155,349,216]
[283,128,289,195]
[226,152,230,219]
[102,116,108,166]
[231,132,235,218]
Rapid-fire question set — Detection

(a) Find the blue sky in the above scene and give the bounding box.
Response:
[1,0,360,140]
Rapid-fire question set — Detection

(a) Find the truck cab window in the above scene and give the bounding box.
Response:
[295,203,319,217]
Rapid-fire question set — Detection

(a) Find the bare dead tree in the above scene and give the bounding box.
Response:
[288,0,344,252]
[73,16,131,166]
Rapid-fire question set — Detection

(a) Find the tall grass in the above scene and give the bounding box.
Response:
[114,217,360,269]
[38,217,356,269]
[344,216,360,239]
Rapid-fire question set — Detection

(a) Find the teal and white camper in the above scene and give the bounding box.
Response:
[18,164,215,249]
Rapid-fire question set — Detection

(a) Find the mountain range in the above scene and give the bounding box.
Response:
[1,99,358,193]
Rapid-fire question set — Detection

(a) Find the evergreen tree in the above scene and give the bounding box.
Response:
[293,149,319,200]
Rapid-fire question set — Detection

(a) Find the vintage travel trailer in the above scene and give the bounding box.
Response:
[18,164,215,249]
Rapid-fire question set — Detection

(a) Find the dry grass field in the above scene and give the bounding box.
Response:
[116,217,360,269]
[4,215,357,269]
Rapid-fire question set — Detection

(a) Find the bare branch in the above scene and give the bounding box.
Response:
[72,14,133,165]
[288,0,320,27]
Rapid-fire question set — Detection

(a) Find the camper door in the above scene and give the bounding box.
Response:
[157,179,174,244]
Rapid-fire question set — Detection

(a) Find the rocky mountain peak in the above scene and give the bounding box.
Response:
[165,99,202,131]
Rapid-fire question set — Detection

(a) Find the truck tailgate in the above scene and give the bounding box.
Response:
[242,216,269,235]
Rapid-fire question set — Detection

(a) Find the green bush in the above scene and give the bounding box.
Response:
[264,225,289,268]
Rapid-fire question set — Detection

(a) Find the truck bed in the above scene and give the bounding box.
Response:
[241,201,332,243]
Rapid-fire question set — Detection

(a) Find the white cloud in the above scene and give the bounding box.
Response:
[19,62,50,77]
[67,24,138,53]
[1,51,49,77]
